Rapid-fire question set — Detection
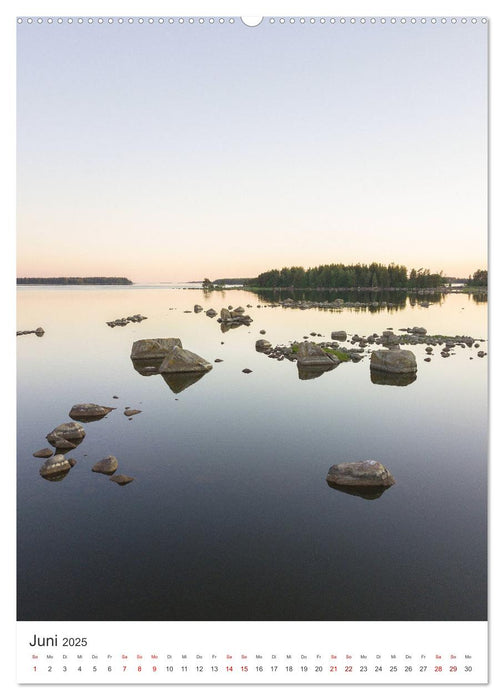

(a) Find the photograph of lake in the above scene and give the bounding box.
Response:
[16,15,487,624]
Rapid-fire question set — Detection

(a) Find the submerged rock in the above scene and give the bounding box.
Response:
[69,403,115,422]
[326,460,396,488]
[159,346,212,373]
[130,338,182,360]
[109,474,134,486]
[40,454,72,480]
[92,456,119,475]
[46,422,85,446]
[370,349,417,374]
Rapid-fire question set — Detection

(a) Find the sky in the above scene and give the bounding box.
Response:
[16,15,488,282]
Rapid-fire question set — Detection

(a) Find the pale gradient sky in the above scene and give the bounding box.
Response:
[17,17,487,282]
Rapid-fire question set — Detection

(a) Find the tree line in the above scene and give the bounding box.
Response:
[251,263,445,289]
[17,277,133,285]
[468,269,487,287]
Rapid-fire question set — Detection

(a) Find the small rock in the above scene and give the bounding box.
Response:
[259,329,266,334]
[40,454,72,479]
[256,339,272,352]
[33,448,53,458]
[242,368,253,373]
[92,456,119,475]
[69,403,115,421]
[124,409,142,416]
[109,474,134,486]
[214,358,223,362]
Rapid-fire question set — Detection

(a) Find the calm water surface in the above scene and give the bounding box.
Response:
[17,286,487,621]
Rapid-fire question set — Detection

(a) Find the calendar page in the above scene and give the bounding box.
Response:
[13,0,491,691]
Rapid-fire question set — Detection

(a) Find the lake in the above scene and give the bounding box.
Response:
[17,285,487,621]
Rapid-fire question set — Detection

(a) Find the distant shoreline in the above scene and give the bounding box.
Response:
[16,277,133,285]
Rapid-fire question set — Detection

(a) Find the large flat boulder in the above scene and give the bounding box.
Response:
[370,349,417,374]
[296,341,338,368]
[326,460,396,487]
[159,346,212,374]
[130,338,182,360]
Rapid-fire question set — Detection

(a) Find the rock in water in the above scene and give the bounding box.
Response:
[33,448,53,458]
[331,331,347,341]
[40,454,72,479]
[124,409,142,416]
[159,346,212,373]
[46,422,85,446]
[92,456,119,475]
[326,460,396,487]
[194,304,203,313]
[255,339,272,352]
[69,403,115,421]
[370,349,417,374]
[296,341,338,368]
[109,474,135,486]
[130,338,182,360]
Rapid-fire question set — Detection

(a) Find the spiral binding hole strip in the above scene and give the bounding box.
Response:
[17,17,488,25]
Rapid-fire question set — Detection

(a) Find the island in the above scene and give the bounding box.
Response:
[17,277,133,285]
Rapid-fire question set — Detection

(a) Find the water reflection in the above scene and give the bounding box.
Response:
[326,481,393,500]
[161,372,207,394]
[370,369,417,386]
[255,288,446,310]
[132,357,209,393]
[132,358,163,376]
[297,365,336,381]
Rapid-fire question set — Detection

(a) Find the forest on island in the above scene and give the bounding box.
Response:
[251,263,444,289]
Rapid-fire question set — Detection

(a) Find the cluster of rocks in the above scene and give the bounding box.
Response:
[131,337,212,394]
[279,297,399,311]
[256,338,364,363]
[326,459,396,500]
[218,306,253,331]
[17,327,44,336]
[106,314,147,328]
[34,404,134,485]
